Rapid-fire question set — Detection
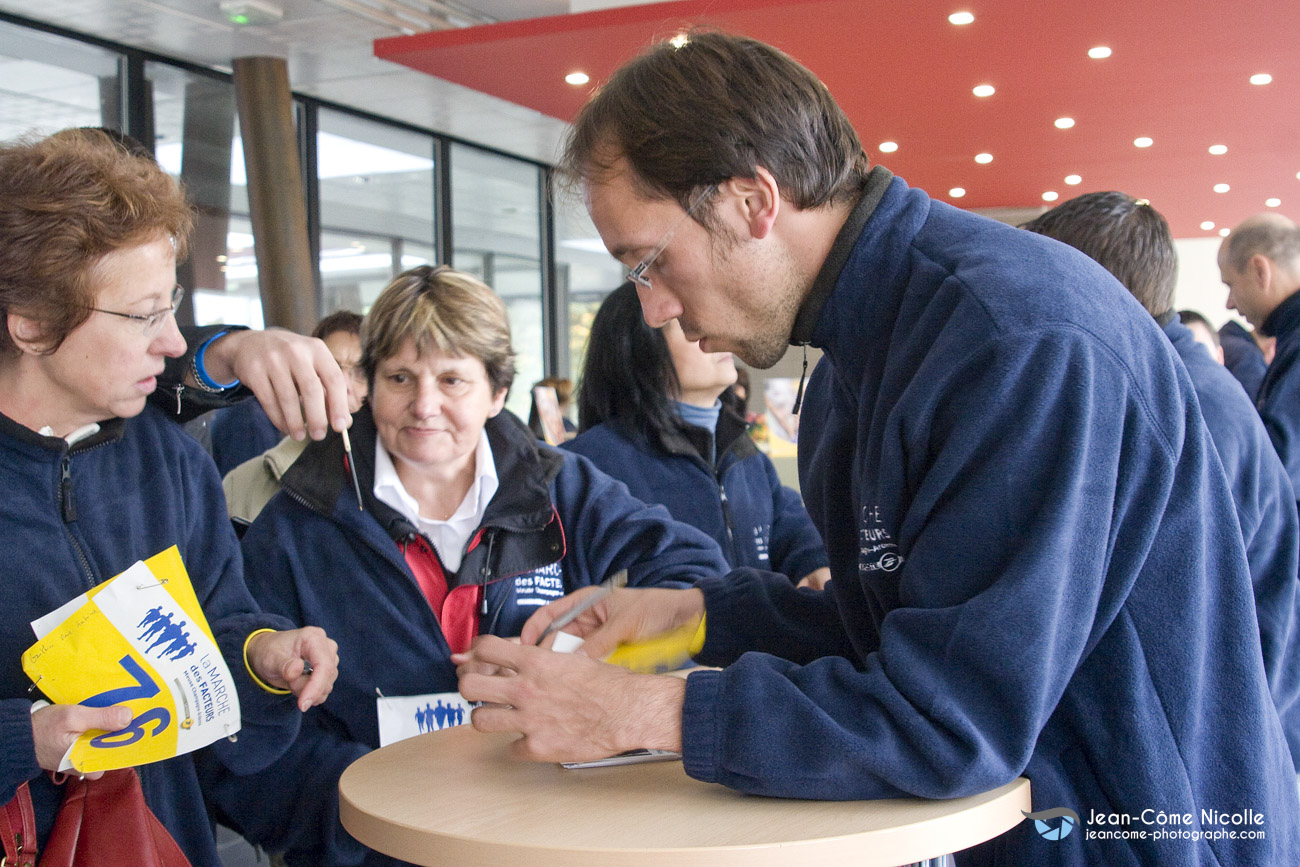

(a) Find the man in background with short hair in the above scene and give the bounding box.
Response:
[1220,213,1300,504]
[1026,191,1300,768]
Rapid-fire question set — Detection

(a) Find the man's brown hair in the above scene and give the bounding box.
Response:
[1023,192,1178,318]
[561,31,869,215]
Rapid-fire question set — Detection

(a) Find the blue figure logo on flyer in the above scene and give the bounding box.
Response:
[376,691,477,747]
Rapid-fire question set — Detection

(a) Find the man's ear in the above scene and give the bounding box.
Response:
[721,167,781,240]
[1249,253,1274,292]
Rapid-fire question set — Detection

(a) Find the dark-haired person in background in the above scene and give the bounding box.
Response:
[1220,213,1300,506]
[525,375,577,443]
[565,282,829,588]
[455,32,1300,864]
[1024,191,1300,769]
[1177,308,1224,364]
[720,364,750,420]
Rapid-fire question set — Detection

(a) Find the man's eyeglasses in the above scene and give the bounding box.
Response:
[626,185,718,291]
[87,284,184,338]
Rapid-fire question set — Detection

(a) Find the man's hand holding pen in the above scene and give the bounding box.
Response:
[453,587,704,762]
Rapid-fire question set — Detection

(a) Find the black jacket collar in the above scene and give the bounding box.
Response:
[1263,290,1300,341]
[789,166,895,347]
[0,411,125,456]
[647,405,756,471]
[281,405,564,544]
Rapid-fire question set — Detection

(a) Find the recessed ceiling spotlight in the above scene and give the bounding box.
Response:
[975,152,993,164]
[972,84,995,97]
[1055,117,1075,129]
[1267,198,1282,207]
[1042,191,1059,202]
[669,33,689,49]
[1134,137,1153,148]
[1219,228,1231,237]
[1088,46,1112,59]
[949,187,966,198]
[949,11,975,25]
[564,71,589,86]
[1065,174,1082,185]
[1213,183,1230,193]
[1208,144,1228,155]
[1250,73,1273,85]
[1200,221,1215,231]
[879,141,899,153]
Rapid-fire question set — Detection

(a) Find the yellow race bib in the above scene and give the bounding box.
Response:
[23,547,241,772]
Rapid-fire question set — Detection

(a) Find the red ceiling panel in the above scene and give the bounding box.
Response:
[377,0,1300,238]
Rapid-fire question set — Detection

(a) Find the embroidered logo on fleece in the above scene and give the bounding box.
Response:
[859,504,903,573]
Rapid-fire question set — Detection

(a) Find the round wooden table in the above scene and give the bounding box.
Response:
[339,726,1031,867]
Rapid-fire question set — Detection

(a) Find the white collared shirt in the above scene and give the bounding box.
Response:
[39,423,101,445]
[372,429,499,574]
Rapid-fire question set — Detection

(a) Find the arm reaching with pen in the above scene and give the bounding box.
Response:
[157,326,354,440]
[194,328,354,440]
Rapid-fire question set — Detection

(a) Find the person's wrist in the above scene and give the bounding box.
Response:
[626,674,686,753]
[682,588,707,623]
[243,629,291,695]
[193,331,241,392]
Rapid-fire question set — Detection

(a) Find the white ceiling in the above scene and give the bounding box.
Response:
[0,0,611,164]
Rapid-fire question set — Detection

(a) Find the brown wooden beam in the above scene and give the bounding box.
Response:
[232,56,316,333]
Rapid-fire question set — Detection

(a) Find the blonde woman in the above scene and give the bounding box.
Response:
[202,265,725,866]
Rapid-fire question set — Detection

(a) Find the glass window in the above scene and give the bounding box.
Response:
[317,109,438,317]
[555,191,624,390]
[147,63,260,328]
[451,143,544,421]
[0,20,124,140]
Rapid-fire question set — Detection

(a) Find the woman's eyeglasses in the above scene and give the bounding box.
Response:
[87,284,185,338]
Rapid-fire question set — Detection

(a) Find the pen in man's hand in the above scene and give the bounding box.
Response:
[535,570,627,646]
[342,427,364,511]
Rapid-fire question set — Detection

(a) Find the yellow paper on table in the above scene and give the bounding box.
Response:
[22,546,241,773]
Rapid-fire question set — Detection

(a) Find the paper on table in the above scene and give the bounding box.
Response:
[23,547,241,772]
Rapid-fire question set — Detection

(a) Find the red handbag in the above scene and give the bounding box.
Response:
[1,769,192,867]
[1,782,37,867]
[41,769,191,867]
